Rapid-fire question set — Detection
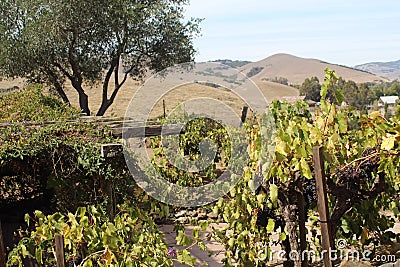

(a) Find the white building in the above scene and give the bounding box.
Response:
[378,96,399,107]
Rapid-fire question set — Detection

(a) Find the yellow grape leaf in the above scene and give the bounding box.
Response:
[276,141,288,156]
[381,135,396,151]
[369,111,382,119]
[257,192,266,204]
[300,158,312,179]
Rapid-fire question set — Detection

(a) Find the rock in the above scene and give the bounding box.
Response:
[197,208,207,214]
[187,210,198,217]
[174,210,187,218]
[208,212,218,220]
[197,212,207,220]
[176,217,189,224]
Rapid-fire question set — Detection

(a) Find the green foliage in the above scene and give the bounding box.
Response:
[0,85,79,123]
[396,103,400,118]
[0,0,201,115]
[370,80,400,98]
[246,67,264,78]
[0,86,122,210]
[267,76,289,86]
[336,78,374,111]
[2,71,399,266]
[210,68,400,266]
[7,203,175,267]
[211,59,252,69]
[299,76,321,102]
[300,74,380,111]
[149,117,231,187]
[0,83,198,266]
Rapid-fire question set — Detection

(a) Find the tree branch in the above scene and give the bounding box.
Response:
[53,62,73,81]
[102,59,117,104]
[110,65,134,101]
[114,60,120,88]
[44,68,70,105]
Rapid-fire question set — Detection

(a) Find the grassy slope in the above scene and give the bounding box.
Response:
[240,53,388,85]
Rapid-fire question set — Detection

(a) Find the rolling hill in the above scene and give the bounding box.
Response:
[355,60,400,81]
[239,53,388,85]
[1,53,392,117]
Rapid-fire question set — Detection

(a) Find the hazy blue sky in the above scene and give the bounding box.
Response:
[184,0,400,66]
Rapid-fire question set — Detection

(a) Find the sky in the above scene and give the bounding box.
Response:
[184,0,400,66]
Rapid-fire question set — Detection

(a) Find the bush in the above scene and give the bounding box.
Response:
[246,67,263,78]
[0,85,79,123]
[7,203,174,267]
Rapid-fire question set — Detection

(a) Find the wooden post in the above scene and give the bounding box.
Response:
[163,99,166,119]
[0,221,6,267]
[99,144,120,220]
[241,106,248,125]
[105,180,116,220]
[313,146,332,267]
[54,234,66,267]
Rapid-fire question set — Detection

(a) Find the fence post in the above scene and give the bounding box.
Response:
[0,221,6,267]
[163,99,166,119]
[240,106,248,125]
[105,180,116,220]
[313,146,333,267]
[54,234,66,267]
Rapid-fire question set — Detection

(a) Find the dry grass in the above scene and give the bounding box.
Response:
[240,53,388,85]
[1,75,299,118]
[0,53,389,118]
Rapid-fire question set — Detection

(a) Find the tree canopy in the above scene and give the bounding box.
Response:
[299,76,321,102]
[0,0,201,115]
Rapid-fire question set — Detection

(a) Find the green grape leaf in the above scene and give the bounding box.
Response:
[266,219,275,233]
[270,184,278,206]
[83,259,93,267]
[300,158,312,179]
[177,249,196,266]
[35,247,43,264]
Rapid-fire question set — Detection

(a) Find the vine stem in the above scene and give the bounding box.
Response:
[78,250,105,266]
[78,249,153,267]
[338,152,379,171]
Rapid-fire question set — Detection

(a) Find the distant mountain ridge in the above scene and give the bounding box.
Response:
[210,59,251,68]
[355,60,400,81]
[238,53,387,85]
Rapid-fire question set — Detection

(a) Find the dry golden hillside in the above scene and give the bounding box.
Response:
[1,73,299,118]
[240,53,388,85]
[64,79,298,118]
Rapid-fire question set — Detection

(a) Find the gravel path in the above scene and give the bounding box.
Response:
[160,222,400,267]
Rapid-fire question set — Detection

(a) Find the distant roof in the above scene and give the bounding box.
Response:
[281,96,305,104]
[379,96,399,104]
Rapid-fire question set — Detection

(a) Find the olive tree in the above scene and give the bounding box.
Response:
[0,0,201,115]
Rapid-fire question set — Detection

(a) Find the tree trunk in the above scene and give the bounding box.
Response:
[45,69,71,105]
[279,183,302,267]
[54,83,70,105]
[281,222,294,267]
[96,100,111,116]
[297,185,308,267]
[279,196,298,267]
[285,206,301,267]
[78,90,90,115]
